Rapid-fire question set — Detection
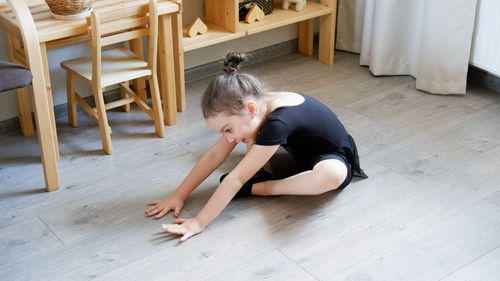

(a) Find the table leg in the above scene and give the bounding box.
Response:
[39,43,59,160]
[158,14,177,126]
[5,32,35,136]
[129,38,146,104]
[172,12,185,112]
[318,1,336,65]
[298,19,314,56]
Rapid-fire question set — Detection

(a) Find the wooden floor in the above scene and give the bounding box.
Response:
[1,52,500,281]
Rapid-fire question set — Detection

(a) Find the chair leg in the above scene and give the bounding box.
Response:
[92,85,113,154]
[40,43,59,160]
[149,75,165,138]
[66,72,78,127]
[34,93,60,191]
[120,81,131,112]
[129,38,147,101]
[15,87,35,136]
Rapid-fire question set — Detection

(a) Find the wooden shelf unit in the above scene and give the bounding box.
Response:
[182,0,337,64]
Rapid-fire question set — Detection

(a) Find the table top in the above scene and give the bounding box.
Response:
[0,0,179,43]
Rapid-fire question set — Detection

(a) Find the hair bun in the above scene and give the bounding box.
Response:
[223,52,248,74]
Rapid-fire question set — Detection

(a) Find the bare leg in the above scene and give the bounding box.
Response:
[252,159,348,196]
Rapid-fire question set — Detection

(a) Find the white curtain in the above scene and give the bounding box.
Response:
[336,0,478,95]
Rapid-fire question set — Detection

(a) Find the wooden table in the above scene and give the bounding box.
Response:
[0,0,184,191]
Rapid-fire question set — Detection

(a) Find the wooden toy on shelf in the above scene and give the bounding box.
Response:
[283,0,307,11]
[186,17,208,37]
[245,4,265,24]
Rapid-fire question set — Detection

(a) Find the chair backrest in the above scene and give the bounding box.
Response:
[89,0,158,86]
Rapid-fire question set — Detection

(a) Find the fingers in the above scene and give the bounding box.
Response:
[162,223,187,235]
[162,223,191,242]
[146,205,171,217]
[146,205,182,218]
[147,201,159,206]
[145,206,161,216]
[162,219,200,242]
[154,207,171,219]
[180,233,192,242]
[145,206,158,215]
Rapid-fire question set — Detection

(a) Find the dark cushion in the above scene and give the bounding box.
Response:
[0,61,33,93]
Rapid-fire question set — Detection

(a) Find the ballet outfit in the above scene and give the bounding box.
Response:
[225,93,368,197]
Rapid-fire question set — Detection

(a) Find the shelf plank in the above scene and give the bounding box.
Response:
[240,2,334,35]
[183,22,246,52]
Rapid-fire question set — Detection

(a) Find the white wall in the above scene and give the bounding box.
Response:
[470,0,500,76]
[0,0,297,121]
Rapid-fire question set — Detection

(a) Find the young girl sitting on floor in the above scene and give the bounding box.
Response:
[145,52,368,241]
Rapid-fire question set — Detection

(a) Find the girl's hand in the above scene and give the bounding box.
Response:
[162,218,205,242]
[145,194,184,219]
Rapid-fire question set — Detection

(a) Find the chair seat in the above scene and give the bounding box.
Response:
[60,47,151,87]
[0,61,33,92]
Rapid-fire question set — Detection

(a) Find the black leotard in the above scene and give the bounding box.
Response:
[255,93,367,179]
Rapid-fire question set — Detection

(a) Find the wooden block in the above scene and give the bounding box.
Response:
[245,4,265,24]
[187,17,207,38]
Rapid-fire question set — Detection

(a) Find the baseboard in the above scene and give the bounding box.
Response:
[467,65,500,94]
[185,39,298,83]
[0,39,299,134]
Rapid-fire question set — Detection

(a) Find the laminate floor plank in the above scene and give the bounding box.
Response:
[0,209,196,280]
[329,200,500,281]
[0,216,64,265]
[486,190,500,207]
[371,108,500,183]
[440,245,500,281]
[206,249,318,281]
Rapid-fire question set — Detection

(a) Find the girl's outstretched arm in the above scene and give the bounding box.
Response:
[163,144,280,241]
[146,135,236,219]
[172,135,237,200]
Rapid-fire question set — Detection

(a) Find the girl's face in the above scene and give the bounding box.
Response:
[206,100,264,144]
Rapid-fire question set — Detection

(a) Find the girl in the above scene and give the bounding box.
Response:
[145,52,367,241]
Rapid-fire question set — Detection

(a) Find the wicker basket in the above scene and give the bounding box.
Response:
[45,0,93,19]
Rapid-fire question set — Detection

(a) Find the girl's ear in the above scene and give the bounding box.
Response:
[246,100,259,116]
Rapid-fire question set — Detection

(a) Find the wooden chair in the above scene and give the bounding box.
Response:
[5,0,60,191]
[60,0,165,155]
